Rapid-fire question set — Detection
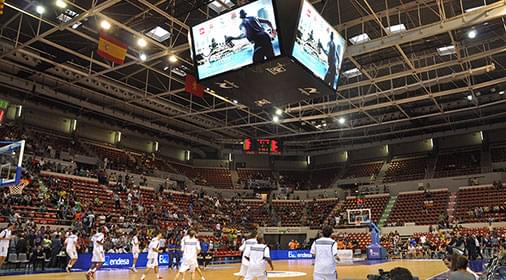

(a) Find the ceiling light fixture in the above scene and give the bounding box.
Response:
[139,53,147,62]
[338,117,346,125]
[467,29,477,39]
[137,38,147,48]
[168,55,178,63]
[55,0,67,8]
[100,20,111,30]
[36,5,46,14]
[272,115,280,123]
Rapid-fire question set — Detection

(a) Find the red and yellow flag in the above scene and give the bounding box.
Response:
[185,74,204,97]
[97,33,127,65]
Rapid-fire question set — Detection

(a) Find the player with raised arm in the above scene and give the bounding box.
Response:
[317,31,341,89]
[237,231,258,279]
[64,229,79,273]
[310,225,340,280]
[175,230,203,280]
[0,223,15,268]
[243,235,273,280]
[225,9,277,63]
[141,231,163,280]
[131,231,140,272]
[86,227,106,280]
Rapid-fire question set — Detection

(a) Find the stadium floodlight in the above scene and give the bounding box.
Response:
[36,5,46,14]
[100,20,111,30]
[168,55,178,63]
[275,108,283,116]
[468,29,477,39]
[272,115,280,123]
[338,117,346,125]
[137,38,147,48]
[139,53,147,61]
[55,0,67,8]
[467,95,473,101]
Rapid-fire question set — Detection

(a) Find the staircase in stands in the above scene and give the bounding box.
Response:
[375,160,390,184]
[378,196,397,227]
[447,192,457,223]
[230,170,240,189]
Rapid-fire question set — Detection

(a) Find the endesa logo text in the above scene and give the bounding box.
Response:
[288,251,312,259]
[103,255,130,267]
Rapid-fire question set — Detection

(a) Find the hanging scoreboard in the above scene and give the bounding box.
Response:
[243,138,282,154]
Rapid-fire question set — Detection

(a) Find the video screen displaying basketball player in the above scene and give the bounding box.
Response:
[191,0,281,80]
[292,0,346,90]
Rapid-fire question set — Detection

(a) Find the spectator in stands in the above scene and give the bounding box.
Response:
[448,255,477,280]
[389,267,414,280]
[31,245,46,271]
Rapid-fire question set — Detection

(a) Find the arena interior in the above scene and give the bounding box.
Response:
[1,0,506,279]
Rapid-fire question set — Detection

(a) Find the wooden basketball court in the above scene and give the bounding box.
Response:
[1,259,448,280]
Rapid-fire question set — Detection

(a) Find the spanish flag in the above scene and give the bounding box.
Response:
[97,33,127,65]
[185,74,204,97]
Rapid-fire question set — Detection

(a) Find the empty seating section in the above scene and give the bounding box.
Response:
[434,148,481,178]
[86,144,132,171]
[454,185,506,223]
[311,168,340,189]
[343,161,384,179]
[491,146,506,162]
[168,163,233,189]
[279,170,310,189]
[384,157,429,182]
[341,194,389,223]
[387,190,449,226]
[237,168,273,181]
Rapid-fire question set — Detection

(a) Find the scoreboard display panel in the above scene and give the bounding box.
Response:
[243,138,282,154]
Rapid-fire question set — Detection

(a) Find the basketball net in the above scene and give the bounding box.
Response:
[9,179,29,195]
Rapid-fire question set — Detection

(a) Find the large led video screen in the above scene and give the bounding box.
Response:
[191,0,281,80]
[292,0,346,90]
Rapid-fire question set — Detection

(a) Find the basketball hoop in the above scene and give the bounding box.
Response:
[9,179,29,195]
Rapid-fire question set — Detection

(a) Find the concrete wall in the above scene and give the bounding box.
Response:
[390,139,433,156]
[437,132,482,149]
[193,159,229,168]
[350,145,388,161]
[313,151,348,166]
[233,154,271,168]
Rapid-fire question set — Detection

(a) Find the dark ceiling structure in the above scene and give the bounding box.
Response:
[0,0,505,154]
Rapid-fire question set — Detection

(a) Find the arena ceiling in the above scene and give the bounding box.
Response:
[0,0,506,154]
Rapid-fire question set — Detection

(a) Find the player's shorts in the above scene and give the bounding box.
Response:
[179,259,198,272]
[66,248,78,259]
[245,270,267,280]
[238,264,249,276]
[91,249,105,263]
[147,257,158,269]
[313,272,338,280]
[132,249,140,259]
[0,246,8,257]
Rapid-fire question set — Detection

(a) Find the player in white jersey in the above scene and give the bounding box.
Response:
[238,231,258,279]
[175,230,202,280]
[243,235,273,280]
[64,229,79,273]
[86,227,106,280]
[310,226,340,280]
[140,232,163,280]
[131,231,140,272]
[0,223,15,268]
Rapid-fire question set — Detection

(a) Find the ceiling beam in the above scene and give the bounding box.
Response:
[344,1,506,58]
